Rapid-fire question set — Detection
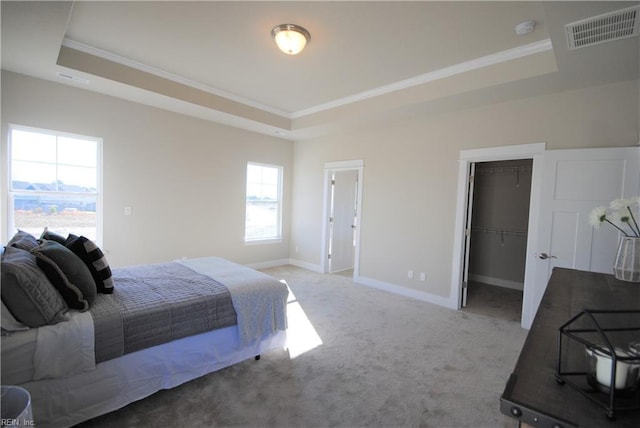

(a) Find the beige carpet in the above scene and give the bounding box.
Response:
[77,265,527,428]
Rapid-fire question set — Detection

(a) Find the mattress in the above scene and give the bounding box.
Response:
[1,257,289,389]
[23,325,287,428]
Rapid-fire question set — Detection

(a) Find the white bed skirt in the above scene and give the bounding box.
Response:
[20,325,287,428]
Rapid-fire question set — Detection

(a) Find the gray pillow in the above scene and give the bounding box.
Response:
[1,246,68,328]
[7,230,39,251]
[1,300,29,334]
[31,240,97,311]
[39,228,67,245]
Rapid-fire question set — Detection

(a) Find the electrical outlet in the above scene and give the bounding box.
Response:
[408,270,414,279]
[420,272,426,281]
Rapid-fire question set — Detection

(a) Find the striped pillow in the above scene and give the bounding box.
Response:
[65,235,114,294]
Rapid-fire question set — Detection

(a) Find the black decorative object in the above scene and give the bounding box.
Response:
[556,309,640,420]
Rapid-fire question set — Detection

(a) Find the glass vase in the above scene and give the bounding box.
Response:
[613,237,640,282]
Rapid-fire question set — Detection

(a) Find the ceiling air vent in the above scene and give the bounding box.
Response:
[565,5,640,50]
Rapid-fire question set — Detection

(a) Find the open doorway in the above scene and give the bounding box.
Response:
[451,142,545,328]
[463,159,533,323]
[452,144,639,329]
[321,160,364,278]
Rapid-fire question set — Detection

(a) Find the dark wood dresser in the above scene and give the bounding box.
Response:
[501,268,640,428]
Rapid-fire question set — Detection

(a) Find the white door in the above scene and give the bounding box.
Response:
[329,170,358,273]
[461,163,476,308]
[523,147,640,328]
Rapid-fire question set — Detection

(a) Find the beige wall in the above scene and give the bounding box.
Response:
[1,71,293,267]
[290,79,640,298]
[3,70,638,301]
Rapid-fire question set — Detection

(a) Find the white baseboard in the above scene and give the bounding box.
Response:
[247,259,290,269]
[250,259,459,311]
[248,258,324,273]
[288,258,323,273]
[356,275,458,310]
[468,273,524,291]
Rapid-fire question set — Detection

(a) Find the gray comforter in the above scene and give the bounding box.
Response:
[90,262,237,363]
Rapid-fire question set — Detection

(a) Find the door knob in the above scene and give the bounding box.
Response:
[538,252,557,260]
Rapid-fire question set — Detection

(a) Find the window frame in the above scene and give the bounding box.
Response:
[244,161,283,244]
[7,124,104,245]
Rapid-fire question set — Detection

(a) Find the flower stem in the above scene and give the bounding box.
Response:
[605,219,630,237]
[627,206,640,237]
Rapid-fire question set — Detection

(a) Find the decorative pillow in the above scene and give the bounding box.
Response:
[1,246,68,328]
[39,228,67,245]
[31,240,96,311]
[66,234,114,294]
[7,230,39,251]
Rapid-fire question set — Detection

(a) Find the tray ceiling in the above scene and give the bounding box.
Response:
[2,1,638,139]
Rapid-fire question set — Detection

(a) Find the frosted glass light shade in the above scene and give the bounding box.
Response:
[272,24,310,55]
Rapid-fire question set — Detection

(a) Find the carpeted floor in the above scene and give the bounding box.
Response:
[77,265,527,428]
[463,281,523,323]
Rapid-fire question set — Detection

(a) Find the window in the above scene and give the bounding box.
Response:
[8,125,101,243]
[245,162,282,243]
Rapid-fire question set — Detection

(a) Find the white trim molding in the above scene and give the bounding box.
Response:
[324,159,364,170]
[61,38,291,118]
[357,276,458,310]
[459,142,546,161]
[321,160,365,276]
[247,259,291,270]
[451,142,546,329]
[292,39,553,118]
[63,37,552,123]
[288,258,323,273]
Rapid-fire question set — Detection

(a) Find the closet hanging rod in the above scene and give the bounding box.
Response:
[476,166,532,175]
[471,226,528,237]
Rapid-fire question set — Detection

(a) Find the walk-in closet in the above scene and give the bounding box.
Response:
[464,159,533,322]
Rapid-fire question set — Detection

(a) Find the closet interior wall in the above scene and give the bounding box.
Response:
[468,159,533,290]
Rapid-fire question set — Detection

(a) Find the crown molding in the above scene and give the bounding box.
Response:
[62,37,552,121]
[290,38,553,118]
[61,38,291,118]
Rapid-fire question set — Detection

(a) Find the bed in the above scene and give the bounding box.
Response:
[1,231,289,428]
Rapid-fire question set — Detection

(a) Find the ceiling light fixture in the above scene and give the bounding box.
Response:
[271,24,310,55]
